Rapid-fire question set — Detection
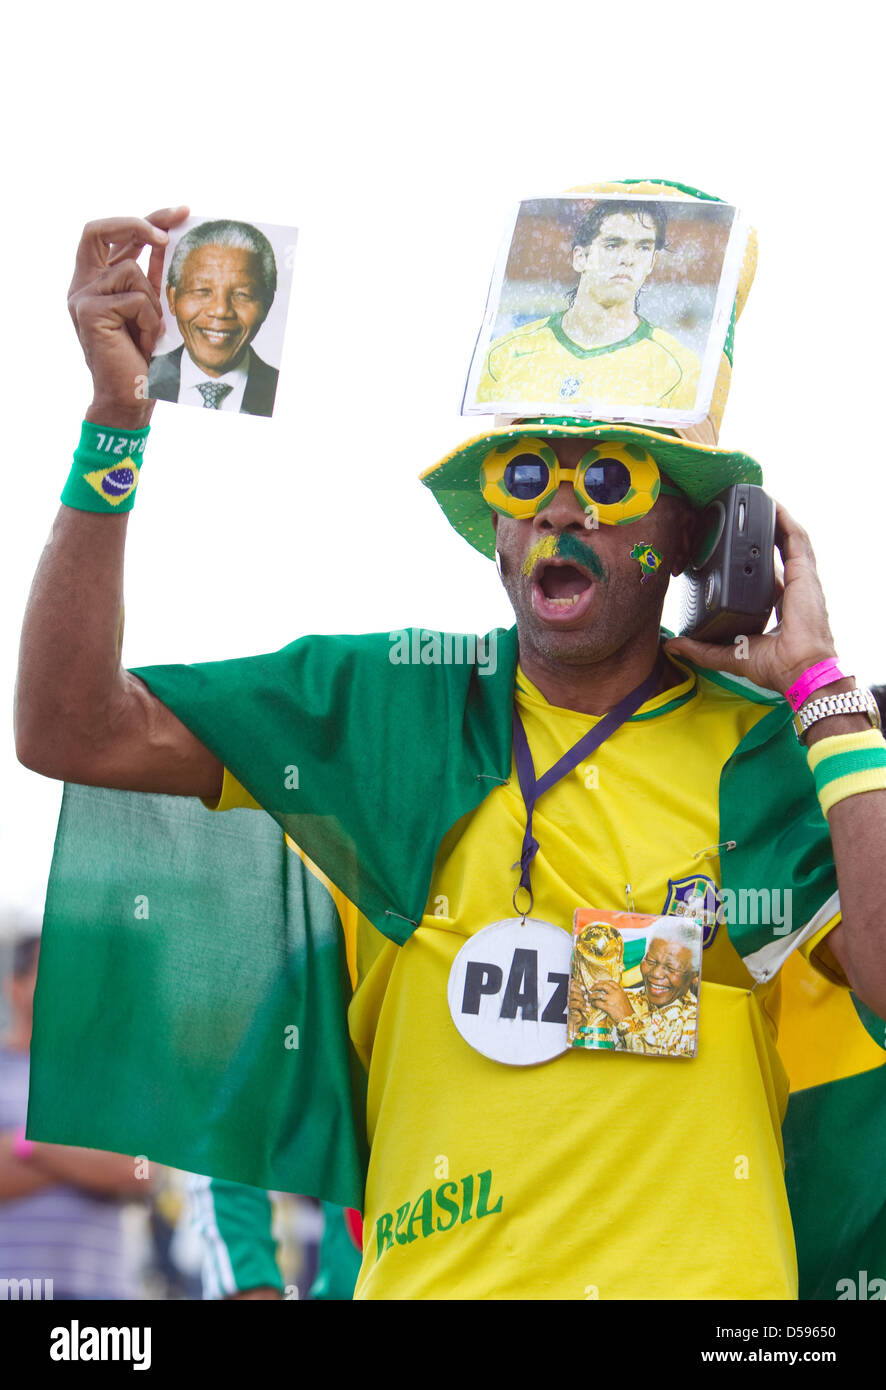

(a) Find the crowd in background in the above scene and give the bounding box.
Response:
[0,929,345,1301]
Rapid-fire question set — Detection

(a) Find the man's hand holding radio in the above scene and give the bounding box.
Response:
[666,503,838,697]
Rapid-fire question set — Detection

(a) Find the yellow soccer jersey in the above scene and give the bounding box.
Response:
[475,312,702,411]
[209,661,851,1300]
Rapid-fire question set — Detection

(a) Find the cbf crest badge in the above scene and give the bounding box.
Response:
[662,875,722,949]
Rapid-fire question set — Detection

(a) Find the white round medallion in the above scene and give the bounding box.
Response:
[447,917,572,1066]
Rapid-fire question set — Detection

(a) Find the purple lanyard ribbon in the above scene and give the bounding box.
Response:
[511,651,665,916]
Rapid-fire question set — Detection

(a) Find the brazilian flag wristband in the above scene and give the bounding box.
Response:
[61,420,149,513]
[807,729,886,817]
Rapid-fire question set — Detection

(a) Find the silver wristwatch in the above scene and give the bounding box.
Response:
[792,686,882,740]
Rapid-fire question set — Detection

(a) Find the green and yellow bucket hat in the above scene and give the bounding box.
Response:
[421,179,762,560]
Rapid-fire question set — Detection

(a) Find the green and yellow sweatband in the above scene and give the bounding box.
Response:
[807,729,886,817]
[61,420,149,513]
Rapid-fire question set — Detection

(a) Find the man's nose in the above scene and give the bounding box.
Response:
[207,289,236,318]
[533,481,588,533]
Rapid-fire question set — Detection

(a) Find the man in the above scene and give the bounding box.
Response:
[15,189,886,1300]
[0,934,150,1299]
[475,199,702,410]
[148,219,279,416]
[589,928,700,1057]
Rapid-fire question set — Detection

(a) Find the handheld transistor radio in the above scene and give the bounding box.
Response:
[679,484,777,644]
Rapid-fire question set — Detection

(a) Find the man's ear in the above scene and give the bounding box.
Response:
[668,501,698,577]
[572,245,588,273]
[683,500,726,573]
[166,283,176,314]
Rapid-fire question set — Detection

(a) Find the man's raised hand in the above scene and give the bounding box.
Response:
[68,207,189,429]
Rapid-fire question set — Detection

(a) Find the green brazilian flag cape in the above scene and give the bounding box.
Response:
[27,627,885,1297]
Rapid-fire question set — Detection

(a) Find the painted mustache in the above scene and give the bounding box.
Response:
[521,532,606,581]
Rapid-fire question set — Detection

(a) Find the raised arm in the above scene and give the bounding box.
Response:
[14,209,223,800]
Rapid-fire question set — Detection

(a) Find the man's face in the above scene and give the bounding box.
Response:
[640,937,697,1007]
[167,245,269,377]
[572,213,658,309]
[492,439,695,669]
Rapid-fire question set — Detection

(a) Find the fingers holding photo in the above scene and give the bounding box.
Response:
[71,208,190,298]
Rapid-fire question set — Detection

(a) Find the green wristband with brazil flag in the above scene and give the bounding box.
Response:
[61,420,149,513]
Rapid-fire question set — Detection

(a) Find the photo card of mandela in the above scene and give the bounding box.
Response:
[568,909,703,1060]
[462,195,746,429]
[146,214,298,418]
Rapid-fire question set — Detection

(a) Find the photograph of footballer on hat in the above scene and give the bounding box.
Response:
[147,216,297,418]
[464,194,746,428]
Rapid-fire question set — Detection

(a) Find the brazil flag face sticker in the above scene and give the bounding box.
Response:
[83,460,141,507]
[630,542,662,583]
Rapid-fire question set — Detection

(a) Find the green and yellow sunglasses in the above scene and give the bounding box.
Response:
[480,437,682,525]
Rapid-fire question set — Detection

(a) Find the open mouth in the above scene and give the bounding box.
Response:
[531,559,595,624]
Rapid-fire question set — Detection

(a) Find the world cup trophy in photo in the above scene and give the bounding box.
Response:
[568,919,625,1049]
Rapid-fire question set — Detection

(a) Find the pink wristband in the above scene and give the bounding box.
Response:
[785,658,845,711]
[12,1126,35,1161]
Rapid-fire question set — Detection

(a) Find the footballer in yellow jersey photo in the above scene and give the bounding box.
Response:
[466,193,746,427]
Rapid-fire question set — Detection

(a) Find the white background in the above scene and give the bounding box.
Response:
[2,0,884,926]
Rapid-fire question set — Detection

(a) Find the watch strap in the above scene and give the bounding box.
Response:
[793,686,882,739]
